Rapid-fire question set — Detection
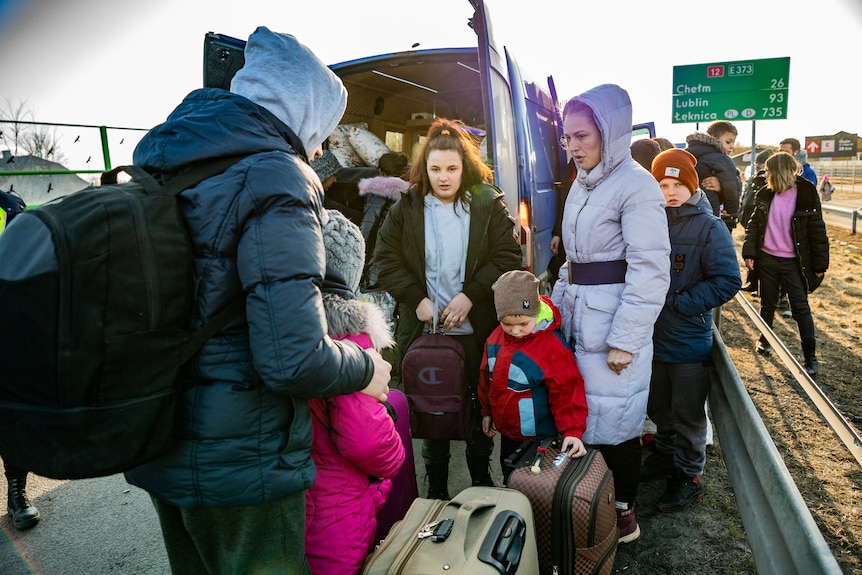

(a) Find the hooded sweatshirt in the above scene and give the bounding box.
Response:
[230,26,347,156]
[125,28,368,509]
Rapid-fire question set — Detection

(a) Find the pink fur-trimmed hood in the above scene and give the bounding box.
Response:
[358,175,409,201]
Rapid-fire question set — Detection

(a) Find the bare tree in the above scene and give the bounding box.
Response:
[1,98,65,163]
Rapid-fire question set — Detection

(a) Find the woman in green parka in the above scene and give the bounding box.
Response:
[373,118,521,499]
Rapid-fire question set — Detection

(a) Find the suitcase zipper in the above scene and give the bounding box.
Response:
[374,499,447,574]
[551,450,596,575]
[588,467,614,547]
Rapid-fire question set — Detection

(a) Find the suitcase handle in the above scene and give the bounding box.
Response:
[477,510,527,575]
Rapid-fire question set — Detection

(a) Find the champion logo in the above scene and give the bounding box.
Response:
[664,167,681,178]
[418,366,445,385]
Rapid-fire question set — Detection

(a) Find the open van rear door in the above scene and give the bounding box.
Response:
[470,0,519,220]
[472,0,562,278]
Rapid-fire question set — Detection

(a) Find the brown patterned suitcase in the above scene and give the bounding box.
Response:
[507,442,618,575]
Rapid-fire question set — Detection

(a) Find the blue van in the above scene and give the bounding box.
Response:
[204,0,652,287]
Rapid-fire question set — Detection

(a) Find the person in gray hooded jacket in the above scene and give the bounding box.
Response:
[124,26,391,574]
[551,84,671,544]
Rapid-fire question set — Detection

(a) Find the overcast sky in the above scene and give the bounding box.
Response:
[1,0,860,170]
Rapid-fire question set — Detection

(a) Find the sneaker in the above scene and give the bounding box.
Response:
[782,309,793,318]
[656,474,705,513]
[740,283,757,292]
[640,451,674,482]
[616,504,641,543]
[756,340,772,355]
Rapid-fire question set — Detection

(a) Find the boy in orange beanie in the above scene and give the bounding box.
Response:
[643,148,740,512]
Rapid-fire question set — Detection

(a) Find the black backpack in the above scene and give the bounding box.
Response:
[0,188,26,231]
[0,157,244,479]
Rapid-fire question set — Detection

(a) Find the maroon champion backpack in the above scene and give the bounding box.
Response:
[401,330,472,440]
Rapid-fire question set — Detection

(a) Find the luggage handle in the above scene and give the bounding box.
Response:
[505,436,558,469]
[477,510,527,575]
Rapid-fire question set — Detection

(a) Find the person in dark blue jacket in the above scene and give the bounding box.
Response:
[124,26,391,575]
[643,149,741,512]
[686,120,742,230]
[780,137,818,186]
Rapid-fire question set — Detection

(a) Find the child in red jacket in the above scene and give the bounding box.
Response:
[478,270,589,483]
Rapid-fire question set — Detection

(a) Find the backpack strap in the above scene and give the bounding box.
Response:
[179,298,245,365]
[161,154,251,196]
[101,154,250,196]
[100,165,161,192]
[161,155,252,364]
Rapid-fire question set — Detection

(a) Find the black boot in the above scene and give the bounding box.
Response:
[425,464,449,500]
[7,472,40,530]
[467,456,494,488]
[802,340,819,376]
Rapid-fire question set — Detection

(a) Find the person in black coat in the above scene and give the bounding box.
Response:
[742,152,829,376]
[0,191,41,531]
[374,118,521,499]
[548,158,576,279]
[738,149,774,292]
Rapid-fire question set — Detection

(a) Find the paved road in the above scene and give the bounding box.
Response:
[1,437,502,574]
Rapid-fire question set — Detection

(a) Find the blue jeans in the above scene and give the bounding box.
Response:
[647,360,710,477]
[756,252,816,345]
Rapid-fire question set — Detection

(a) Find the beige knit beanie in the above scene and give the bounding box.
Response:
[492,270,540,320]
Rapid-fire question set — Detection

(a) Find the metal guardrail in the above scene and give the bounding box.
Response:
[732,292,862,466]
[821,203,861,233]
[710,323,844,574]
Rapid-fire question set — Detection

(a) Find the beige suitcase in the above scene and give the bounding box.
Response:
[362,486,540,574]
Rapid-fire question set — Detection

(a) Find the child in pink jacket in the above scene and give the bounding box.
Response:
[305,210,405,575]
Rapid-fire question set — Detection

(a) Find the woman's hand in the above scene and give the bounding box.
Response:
[550,235,561,255]
[607,348,633,375]
[745,258,755,271]
[440,292,474,331]
[416,297,436,325]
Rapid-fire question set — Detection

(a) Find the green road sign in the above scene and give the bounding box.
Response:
[672,89,789,123]
[672,57,790,123]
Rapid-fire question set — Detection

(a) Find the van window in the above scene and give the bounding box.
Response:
[489,73,518,199]
[385,131,404,153]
